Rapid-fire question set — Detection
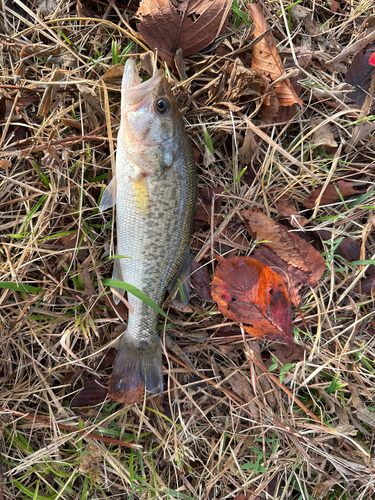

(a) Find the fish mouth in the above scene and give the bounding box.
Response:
[122,59,165,108]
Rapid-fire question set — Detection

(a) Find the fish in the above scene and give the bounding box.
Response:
[99,59,197,404]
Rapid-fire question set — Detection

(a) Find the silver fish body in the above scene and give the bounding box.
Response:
[99,60,196,403]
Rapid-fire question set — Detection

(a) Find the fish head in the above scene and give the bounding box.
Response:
[120,59,181,175]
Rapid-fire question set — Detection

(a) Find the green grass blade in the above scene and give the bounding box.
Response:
[0,282,43,293]
[101,279,170,320]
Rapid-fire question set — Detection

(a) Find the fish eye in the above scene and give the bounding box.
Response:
[155,98,170,115]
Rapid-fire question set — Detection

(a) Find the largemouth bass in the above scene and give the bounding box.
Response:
[99,59,197,403]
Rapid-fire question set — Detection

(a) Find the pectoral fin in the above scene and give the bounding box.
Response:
[99,176,117,211]
[168,247,191,308]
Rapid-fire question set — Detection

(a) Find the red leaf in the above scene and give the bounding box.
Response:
[211,257,293,346]
[369,52,375,66]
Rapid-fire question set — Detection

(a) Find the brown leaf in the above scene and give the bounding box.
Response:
[102,63,124,81]
[137,0,231,69]
[311,118,338,148]
[345,41,375,113]
[71,376,107,407]
[252,245,309,306]
[191,259,212,301]
[265,341,306,367]
[221,366,254,403]
[304,181,367,209]
[0,159,11,170]
[195,186,223,224]
[242,207,326,286]
[277,195,309,228]
[328,0,343,12]
[248,3,302,107]
[211,256,293,346]
[318,229,360,262]
[61,118,82,131]
[348,383,375,428]
[79,263,96,297]
[361,274,375,294]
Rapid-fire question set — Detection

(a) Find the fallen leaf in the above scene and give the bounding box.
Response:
[348,383,375,428]
[311,118,338,148]
[0,159,11,170]
[191,259,213,301]
[96,348,117,371]
[259,87,280,124]
[195,186,223,224]
[238,128,258,167]
[328,0,343,13]
[221,366,254,403]
[361,274,375,294]
[242,207,326,286]
[61,118,82,131]
[79,263,96,297]
[15,95,39,112]
[248,3,302,107]
[79,443,103,482]
[318,229,360,262]
[277,195,309,228]
[290,5,327,49]
[211,256,293,346]
[102,63,124,81]
[264,341,306,367]
[71,376,107,407]
[137,0,231,69]
[252,245,309,306]
[304,181,367,209]
[345,41,375,113]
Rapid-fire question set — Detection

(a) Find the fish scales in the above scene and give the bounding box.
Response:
[99,59,196,403]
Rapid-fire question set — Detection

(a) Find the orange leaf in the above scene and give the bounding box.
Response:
[211,257,293,346]
[137,0,232,69]
[247,3,302,107]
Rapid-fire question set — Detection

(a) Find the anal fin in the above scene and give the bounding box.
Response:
[168,247,191,309]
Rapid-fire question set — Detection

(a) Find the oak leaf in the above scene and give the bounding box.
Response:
[211,257,293,346]
[137,0,232,69]
[247,3,302,107]
[242,207,326,287]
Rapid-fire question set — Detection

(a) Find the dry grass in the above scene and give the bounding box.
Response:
[1,0,375,499]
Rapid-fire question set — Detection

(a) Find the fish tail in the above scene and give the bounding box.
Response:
[109,334,163,404]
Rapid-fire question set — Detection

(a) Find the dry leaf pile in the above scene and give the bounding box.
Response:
[1,0,375,499]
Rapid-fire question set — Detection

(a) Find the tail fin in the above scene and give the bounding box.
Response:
[109,334,163,404]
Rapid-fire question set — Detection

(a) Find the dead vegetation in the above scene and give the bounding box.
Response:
[1,0,375,499]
